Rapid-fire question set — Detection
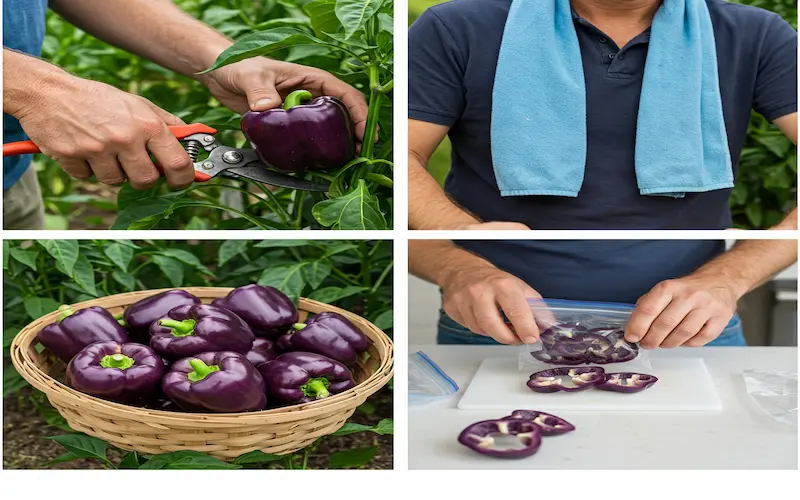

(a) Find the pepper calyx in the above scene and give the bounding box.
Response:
[100,353,135,370]
[292,322,307,331]
[187,358,221,382]
[159,318,197,337]
[283,90,313,110]
[300,377,331,399]
[57,304,75,323]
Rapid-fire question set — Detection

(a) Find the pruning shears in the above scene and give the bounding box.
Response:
[2,122,330,192]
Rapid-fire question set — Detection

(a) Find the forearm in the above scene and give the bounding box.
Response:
[50,0,230,81]
[690,235,797,299]
[3,49,72,118]
[408,159,479,230]
[409,240,496,286]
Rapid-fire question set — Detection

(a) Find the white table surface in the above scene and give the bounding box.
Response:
[409,345,798,470]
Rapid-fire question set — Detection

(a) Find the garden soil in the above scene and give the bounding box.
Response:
[3,387,392,469]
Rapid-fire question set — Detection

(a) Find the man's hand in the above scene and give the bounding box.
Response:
[441,265,542,345]
[203,58,369,144]
[625,276,738,349]
[7,52,194,190]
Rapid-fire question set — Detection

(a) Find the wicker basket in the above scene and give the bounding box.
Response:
[10,287,393,461]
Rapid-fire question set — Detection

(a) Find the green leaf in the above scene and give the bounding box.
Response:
[203,28,336,73]
[335,0,382,39]
[23,297,61,321]
[201,6,241,25]
[365,172,393,188]
[328,446,377,469]
[312,179,387,230]
[3,361,29,396]
[258,264,306,302]
[112,269,136,291]
[372,418,394,435]
[37,405,72,432]
[159,248,215,276]
[39,240,79,276]
[754,133,793,158]
[357,401,376,415]
[9,247,39,271]
[254,239,313,248]
[332,422,373,436]
[218,240,250,266]
[46,434,109,463]
[308,285,366,303]
[745,201,763,228]
[324,242,358,256]
[304,0,340,37]
[2,241,9,270]
[119,452,142,469]
[301,260,332,289]
[372,309,393,331]
[152,255,184,288]
[71,254,98,297]
[378,12,393,35]
[233,450,284,465]
[3,328,19,349]
[116,181,165,211]
[104,242,134,271]
[44,452,81,468]
[140,451,242,470]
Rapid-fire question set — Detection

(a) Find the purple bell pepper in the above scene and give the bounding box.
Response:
[458,418,542,459]
[37,305,129,363]
[123,290,200,341]
[527,366,606,393]
[241,89,355,172]
[587,330,638,364]
[65,341,164,404]
[531,350,585,365]
[162,351,266,413]
[149,304,255,360]
[596,372,658,393]
[211,284,298,339]
[277,311,370,366]
[506,410,575,436]
[245,338,279,368]
[257,351,355,405]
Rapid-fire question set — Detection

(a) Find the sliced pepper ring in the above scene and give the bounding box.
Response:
[596,372,658,393]
[527,366,606,393]
[531,350,585,365]
[457,418,542,459]
[506,410,575,436]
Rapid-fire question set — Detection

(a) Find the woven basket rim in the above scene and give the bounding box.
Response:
[11,287,394,423]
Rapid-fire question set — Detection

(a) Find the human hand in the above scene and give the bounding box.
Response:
[203,57,369,144]
[624,276,739,349]
[441,265,542,345]
[459,221,531,230]
[16,73,193,190]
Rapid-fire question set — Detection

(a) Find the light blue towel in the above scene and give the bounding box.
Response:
[490,0,733,198]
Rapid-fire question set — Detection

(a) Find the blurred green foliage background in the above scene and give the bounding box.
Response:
[408,0,798,228]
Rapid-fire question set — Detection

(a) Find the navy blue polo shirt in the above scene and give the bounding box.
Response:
[409,0,797,230]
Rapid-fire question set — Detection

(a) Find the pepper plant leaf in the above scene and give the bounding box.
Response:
[372,418,394,435]
[9,247,39,271]
[312,179,387,230]
[140,450,242,470]
[119,452,142,469]
[2,241,9,270]
[335,0,382,39]
[372,309,393,331]
[233,450,284,465]
[304,0,341,37]
[71,254,99,297]
[308,285,366,303]
[44,452,82,468]
[39,240,79,276]
[258,263,306,302]
[46,434,110,463]
[3,361,28,397]
[328,446,377,469]
[23,297,60,321]
[301,259,332,289]
[152,255,185,288]
[103,242,134,272]
[218,239,250,266]
[332,422,373,436]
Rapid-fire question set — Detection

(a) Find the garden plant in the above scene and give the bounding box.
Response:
[3,239,393,469]
[35,0,393,230]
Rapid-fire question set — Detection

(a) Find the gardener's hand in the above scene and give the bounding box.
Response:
[441,265,542,345]
[625,276,738,349]
[203,57,369,144]
[16,72,194,190]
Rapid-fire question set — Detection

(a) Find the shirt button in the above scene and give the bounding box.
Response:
[599,37,608,43]
[609,52,616,59]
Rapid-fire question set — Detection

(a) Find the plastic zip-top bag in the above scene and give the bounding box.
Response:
[519,298,652,372]
[409,351,459,406]
[742,370,797,427]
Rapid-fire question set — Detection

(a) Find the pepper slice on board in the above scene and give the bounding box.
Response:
[458,418,543,459]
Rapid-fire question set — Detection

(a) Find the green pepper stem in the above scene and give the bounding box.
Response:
[301,378,330,399]
[283,90,313,110]
[57,304,74,322]
[293,323,307,331]
[100,353,135,370]
[112,312,126,327]
[187,358,220,382]
[158,318,196,337]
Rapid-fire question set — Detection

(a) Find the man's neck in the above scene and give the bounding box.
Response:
[570,0,662,47]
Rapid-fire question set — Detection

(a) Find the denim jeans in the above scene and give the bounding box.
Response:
[436,310,747,346]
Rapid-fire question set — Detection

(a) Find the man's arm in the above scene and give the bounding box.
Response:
[408,120,529,230]
[409,239,541,344]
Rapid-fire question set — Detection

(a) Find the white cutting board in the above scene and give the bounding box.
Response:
[458,357,722,412]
